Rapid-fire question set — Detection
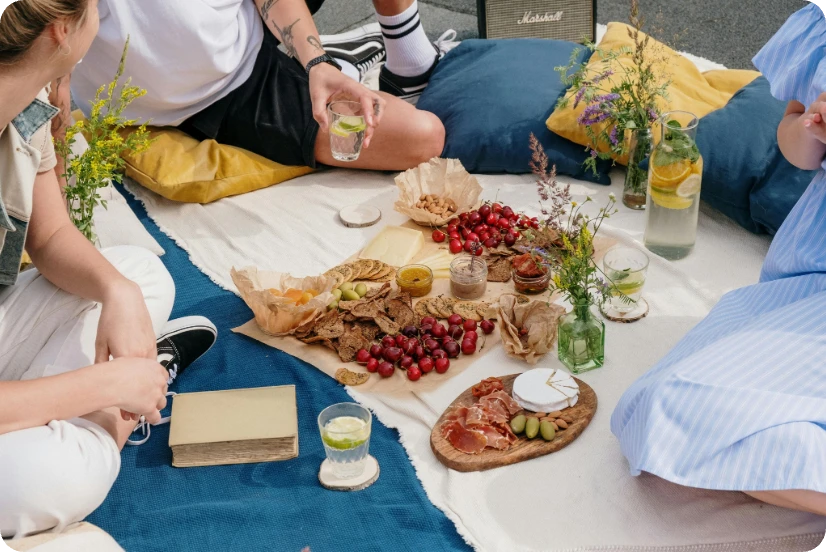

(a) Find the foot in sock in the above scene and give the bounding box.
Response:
[156,316,217,385]
[379,29,459,105]
[321,22,386,82]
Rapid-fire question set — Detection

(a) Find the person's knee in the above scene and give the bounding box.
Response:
[102,245,175,331]
[408,111,445,165]
[0,422,120,537]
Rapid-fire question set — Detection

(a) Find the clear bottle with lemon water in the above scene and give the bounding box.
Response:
[644,111,702,260]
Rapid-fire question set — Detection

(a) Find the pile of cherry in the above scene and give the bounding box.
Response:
[430,202,541,255]
[355,315,496,381]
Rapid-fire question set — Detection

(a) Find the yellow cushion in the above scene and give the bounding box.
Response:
[546,23,760,165]
[122,127,314,203]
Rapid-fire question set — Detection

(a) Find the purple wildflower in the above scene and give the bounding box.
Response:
[573,86,586,108]
[590,149,598,159]
[609,126,619,147]
[647,108,658,122]
[592,70,614,84]
[595,93,621,104]
[578,104,611,126]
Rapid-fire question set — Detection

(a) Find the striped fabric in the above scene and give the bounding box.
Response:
[610,3,826,493]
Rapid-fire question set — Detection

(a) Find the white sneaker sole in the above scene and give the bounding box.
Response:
[157,316,217,344]
[320,22,382,45]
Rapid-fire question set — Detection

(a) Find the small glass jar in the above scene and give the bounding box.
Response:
[449,256,487,300]
[395,264,433,297]
[512,265,551,294]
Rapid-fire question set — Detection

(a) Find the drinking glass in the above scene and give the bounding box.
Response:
[328,101,366,162]
[603,247,649,314]
[318,402,372,479]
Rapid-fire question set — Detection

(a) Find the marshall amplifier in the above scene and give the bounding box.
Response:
[476,0,597,43]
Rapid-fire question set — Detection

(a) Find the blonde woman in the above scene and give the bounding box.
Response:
[0,0,216,538]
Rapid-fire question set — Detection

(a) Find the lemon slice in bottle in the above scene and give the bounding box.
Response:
[676,174,701,198]
[650,158,691,191]
[649,189,693,210]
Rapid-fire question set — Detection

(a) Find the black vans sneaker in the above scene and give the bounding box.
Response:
[378,29,459,105]
[156,316,217,385]
[321,23,386,82]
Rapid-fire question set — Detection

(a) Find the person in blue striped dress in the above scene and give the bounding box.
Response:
[611,3,826,516]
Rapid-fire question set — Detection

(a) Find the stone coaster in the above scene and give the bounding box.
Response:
[600,297,649,323]
[318,455,380,491]
[339,204,381,228]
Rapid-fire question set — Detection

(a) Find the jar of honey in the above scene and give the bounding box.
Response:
[395,264,434,297]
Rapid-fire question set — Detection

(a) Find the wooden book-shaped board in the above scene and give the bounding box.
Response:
[430,374,597,472]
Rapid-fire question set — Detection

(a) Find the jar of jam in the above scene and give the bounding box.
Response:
[449,256,487,300]
[511,253,551,294]
[396,264,434,297]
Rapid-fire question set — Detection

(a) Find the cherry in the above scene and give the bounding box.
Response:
[419,323,433,336]
[432,349,447,360]
[400,355,414,370]
[473,224,487,235]
[383,347,403,363]
[531,220,540,230]
[356,349,372,365]
[381,335,397,349]
[366,358,379,373]
[395,334,408,348]
[497,217,512,229]
[413,345,426,360]
[463,240,475,252]
[502,206,514,218]
[421,316,437,326]
[486,213,498,226]
[447,324,464,340]
[504,233,517,247]
[403,339,419,356]
[432,229,446,243]
[464,330,479,344]
[407,366,422,381]
[378,362,395,378]
[479,232,491,244]
[480,319,495,335]
[466,232,480,243]
[448,231,461,241]
[370,344,384,359]
[402,325,419,338]
[472,246,484,256]
[447,313,464,326]
[492,203,503,214]
[431,323,447,339]
[461,227,471,239]
[463,319,477,332]
[479,204,492,217]
[469,212,482,225]
[418,357,435,374]
[461,339,477,355]
[443,340,460,358]
[424,338,440,352]
[449,239,463,254]
[435,358,450,374]
[483,237,498,249]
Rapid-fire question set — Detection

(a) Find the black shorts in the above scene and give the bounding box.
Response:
[178,0,327,168]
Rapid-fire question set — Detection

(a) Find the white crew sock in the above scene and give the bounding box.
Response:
[376,1,437,77]
[334,58,360,82]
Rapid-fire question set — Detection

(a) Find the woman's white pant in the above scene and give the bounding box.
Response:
[0,246,174,539]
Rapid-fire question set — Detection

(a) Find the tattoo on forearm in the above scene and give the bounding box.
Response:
[259,0,280,22]
[280,18,301,60]
[307,36,324,53]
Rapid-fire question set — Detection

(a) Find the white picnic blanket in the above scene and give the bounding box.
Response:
[118,28,825,550]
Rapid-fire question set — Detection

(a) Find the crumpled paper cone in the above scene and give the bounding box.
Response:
[231,267,335,336]
[394,158,483,226]
[497,294,566,364]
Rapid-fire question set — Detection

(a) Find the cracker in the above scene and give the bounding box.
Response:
[454,301,482,321]
[363,260,385,279]
[426,297,445,318]
[414,299,432,320]
[335,367,370,386]
[351,259,374,280]
[330,264,354,283]
[516,294,530,304]
[476,302,493,320]
[438,296,456,318]
[372,267,396,283]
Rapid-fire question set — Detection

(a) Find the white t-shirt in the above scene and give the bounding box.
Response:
[72,0,264,126]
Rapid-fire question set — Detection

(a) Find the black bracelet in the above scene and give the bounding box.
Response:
[305,54,342,74]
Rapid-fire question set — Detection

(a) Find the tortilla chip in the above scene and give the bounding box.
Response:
[355,321,381,342]
[364,282,392,300]
[387,296,416,329]
[314,309,345,339]
[338,324,370,362]
[374,313,401,335]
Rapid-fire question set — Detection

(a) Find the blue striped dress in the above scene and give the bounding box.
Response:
[610,3,826,493]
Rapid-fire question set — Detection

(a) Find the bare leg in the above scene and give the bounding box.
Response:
[315,91,444,170]
[372,0,414,16]
[744,490,826,516]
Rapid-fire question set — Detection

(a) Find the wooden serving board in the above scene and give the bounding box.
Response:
[430,374,597,472]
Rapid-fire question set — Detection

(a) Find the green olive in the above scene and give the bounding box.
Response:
[525,417,540,439]
[509,415,527,434]
[328,300,339,311]
[331,289,343,301]
[540,421,556,442]
[341,289,360,302]
[355,283,368,297]
[339,282,354,292]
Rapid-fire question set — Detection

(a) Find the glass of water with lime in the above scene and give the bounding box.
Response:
[318,402,372,479]
[328,101,367,162]
[603,247,649,316]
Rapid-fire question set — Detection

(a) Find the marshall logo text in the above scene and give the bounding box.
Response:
[517,10,564,25]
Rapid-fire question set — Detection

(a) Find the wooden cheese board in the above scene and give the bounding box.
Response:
[430,374,597,472]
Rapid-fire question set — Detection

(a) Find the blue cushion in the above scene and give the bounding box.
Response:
[697,77,816,234]
[418,39,612,184]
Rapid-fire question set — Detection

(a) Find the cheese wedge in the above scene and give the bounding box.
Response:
[360,226,424,267]
[512,368,580,412]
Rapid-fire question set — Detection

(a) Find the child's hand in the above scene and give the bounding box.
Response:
[802,93,826,143]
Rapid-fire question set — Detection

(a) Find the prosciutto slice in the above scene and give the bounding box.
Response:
[483,390,522,415]
[441,421,488,454]
[440,384,523,455]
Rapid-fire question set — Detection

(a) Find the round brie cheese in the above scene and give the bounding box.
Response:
[512,368,580,412]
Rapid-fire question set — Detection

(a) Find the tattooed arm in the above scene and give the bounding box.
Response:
[48,74,73,190]
[253,0,326,65]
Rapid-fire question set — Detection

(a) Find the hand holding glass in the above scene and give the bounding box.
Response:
[328,101,366,162]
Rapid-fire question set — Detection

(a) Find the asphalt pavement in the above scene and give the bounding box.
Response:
[314,0,809,69]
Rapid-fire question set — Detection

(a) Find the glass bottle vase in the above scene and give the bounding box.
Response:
[558,304,605,374]
[623,128,653,210]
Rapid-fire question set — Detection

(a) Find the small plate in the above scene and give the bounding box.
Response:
[600,297,649,323]
[339,204,382,228]
[318,455,380,491]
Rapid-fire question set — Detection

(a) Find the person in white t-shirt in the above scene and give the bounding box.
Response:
[68,0,448,171]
